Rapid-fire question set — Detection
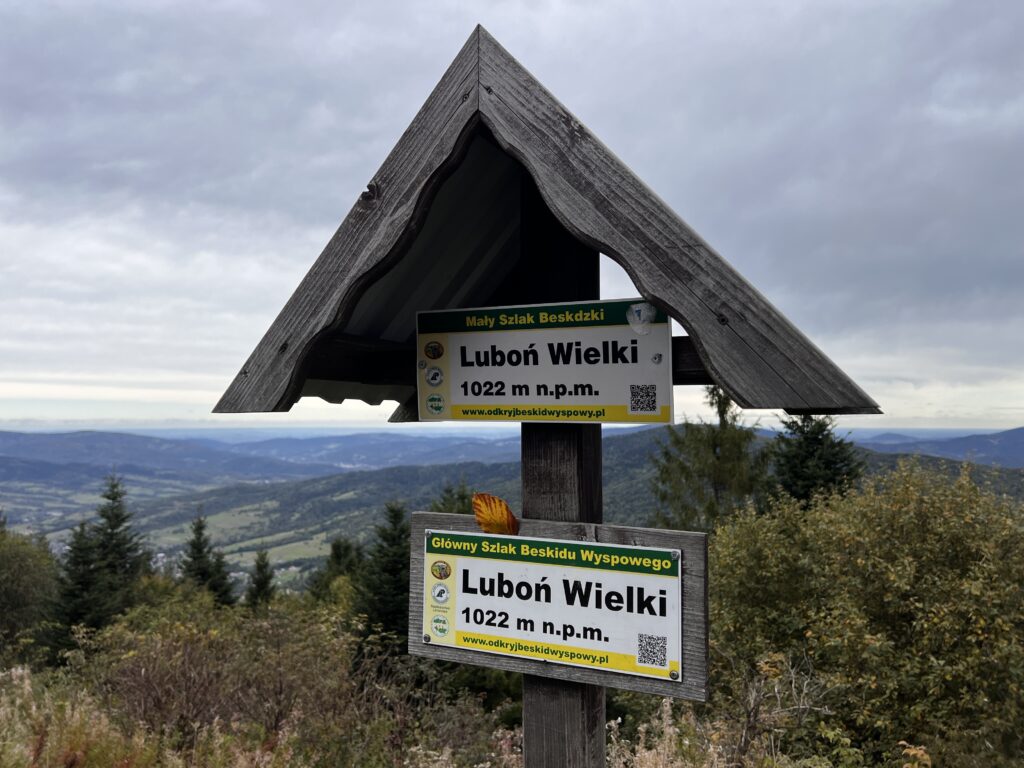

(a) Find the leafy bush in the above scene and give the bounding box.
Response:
[0,527,59,667]
[711,463,1024,765]
[5,465,1019,766]
[63,588,499,767]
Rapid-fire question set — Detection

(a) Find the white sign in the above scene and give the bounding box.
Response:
[422,529,683,681]
[415,299,673,423]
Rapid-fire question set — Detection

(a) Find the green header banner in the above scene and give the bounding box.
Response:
[425,531,679,577]
[417,299,669,334]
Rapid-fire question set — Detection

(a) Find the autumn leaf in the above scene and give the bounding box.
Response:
[472,493,519,535]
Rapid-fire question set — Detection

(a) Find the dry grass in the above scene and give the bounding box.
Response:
[0,667,302,768]
[2,665,931,768]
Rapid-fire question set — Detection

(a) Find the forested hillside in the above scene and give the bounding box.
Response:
[861,426,1024,467]
[4,452,1021,766]
[5,426,1023,577]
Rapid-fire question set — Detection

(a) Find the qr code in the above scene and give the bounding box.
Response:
[637,633,668,667]
[629,384,657,413]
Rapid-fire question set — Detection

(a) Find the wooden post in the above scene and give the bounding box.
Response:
[517,169,605,766]
[521,423,604,767]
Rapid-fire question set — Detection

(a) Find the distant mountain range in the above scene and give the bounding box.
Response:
[859,432,922,445]
[858,427,1024,468]
[0,430,338,480]
[98,429,1024,574]
[0,430,520,529]
[217,432,521,468]
[2,425,1022,580]
[11,426,671,574]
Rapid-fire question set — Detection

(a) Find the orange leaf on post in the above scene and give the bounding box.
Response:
[472,493,520,536]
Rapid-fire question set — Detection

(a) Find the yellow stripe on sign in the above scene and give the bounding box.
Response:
[449,405,670,423]
[455,631,680,679]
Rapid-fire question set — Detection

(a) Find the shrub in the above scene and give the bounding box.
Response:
[67,588,500,767]
[0,528,59,667]
[711,463,1024,765]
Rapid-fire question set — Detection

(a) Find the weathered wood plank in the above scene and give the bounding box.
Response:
[216,24,879,416]
[303,334,414,385]
[407,512,709,702]
[521,424,604,767]
[476,28,879,414]
[388,392,420,423]
[521,423,602,525]
[671,336,714,386]
[523,677,605,768]
[515,201,605,767]
[214,28,482,412]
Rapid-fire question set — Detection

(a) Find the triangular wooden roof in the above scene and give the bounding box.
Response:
[215,26,879,416]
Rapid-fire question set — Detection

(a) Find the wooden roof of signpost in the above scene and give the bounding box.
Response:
[214,26,880,417]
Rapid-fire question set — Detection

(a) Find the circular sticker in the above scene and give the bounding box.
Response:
[431,583,450,603]
[627,301,657,336]
[424,341,444,360]
[425,366,444,387]
[431,615,450,637]
[430,560,452,580]
[426,393,445,415]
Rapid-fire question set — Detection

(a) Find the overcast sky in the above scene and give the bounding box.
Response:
[1,0,1021,431]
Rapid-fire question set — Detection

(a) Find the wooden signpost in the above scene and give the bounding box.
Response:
[410,516,708,694]
[215,25,879,768]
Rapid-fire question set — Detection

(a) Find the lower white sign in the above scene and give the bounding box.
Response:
[422,529,683,681]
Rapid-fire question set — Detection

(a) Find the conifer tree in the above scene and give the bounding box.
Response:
[92,476,149,616]
[651,386,768,532]
[307,538,365,602]
[245,549,275,609]
[429,481,474,515]
[353,502,409,645]
[181,514,235,605]
[208,551,236,606]
[770,414,864,504]
[59,522,101,630]
[182,514,214,583]
[58,476,148,635]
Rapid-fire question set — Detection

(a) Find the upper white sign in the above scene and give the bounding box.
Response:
[416,299,673,423]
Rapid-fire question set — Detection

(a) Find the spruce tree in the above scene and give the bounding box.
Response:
[770,415,864,504]
[353,502,409,646]
[92,476,149,617]
[208,551,236,606]
[651,385,768,532]
[59,522,100,630]
[429,481,474,515]
[182,515,214,583]
[58,476,148,637]
[245,550,275,609]
[181,515,235,605]
[307,538,365,602]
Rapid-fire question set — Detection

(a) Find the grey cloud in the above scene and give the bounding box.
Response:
[1,0,1021,423]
